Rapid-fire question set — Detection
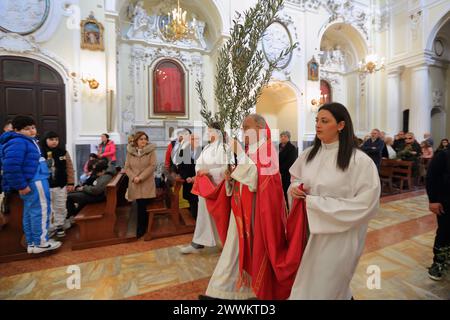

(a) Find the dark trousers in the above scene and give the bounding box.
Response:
[136,198,150,238]
[189,198,199,220]
[67,192,105,217]
[433,206,450,263]
[281,172,290,210]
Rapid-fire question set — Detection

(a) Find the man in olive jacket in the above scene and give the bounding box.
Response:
[66,160,115,217]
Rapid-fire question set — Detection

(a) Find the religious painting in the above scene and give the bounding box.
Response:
[307,56,319,81]
[153,59,186,115]
[80,13,104,51]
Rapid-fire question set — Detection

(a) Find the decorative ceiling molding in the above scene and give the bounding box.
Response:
[0,32,79,101]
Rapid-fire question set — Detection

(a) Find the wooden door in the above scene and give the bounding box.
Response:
[0,56,66,145]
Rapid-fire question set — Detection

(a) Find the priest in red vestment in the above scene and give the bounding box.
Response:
[202,114,308,300]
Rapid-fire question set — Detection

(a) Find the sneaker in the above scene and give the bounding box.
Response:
[56,228,66,238]
[180,245,203,254]
[428,262,444,281]
[48,229,57,238]
[32,240,62,254]
[63,217,74,230]
[27,245,34,254]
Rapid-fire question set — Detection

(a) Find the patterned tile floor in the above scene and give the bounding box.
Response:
[1,191,449,300]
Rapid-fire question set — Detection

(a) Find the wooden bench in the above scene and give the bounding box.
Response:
[72,172,135,250]
[0,193,58,263]
[0,193,27,262]
[144,178,195,241]
[382,159,414,192]
[379,163,394,194]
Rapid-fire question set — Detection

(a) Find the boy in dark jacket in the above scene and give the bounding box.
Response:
[0,116,61,254]
[40,131,75,238]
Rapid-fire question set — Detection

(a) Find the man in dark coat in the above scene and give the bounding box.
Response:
[279,131,298,208]
[426,147,450,281]
[176,133,202,219]
[361,129,385,170]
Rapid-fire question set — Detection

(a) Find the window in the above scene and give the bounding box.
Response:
[153,60,185,115]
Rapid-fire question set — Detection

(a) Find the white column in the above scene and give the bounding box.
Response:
[409,65,430,140]
[386,68,402,136]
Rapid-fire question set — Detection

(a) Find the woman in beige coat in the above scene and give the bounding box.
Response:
[124,131,157,238]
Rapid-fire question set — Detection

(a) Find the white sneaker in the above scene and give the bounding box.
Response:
[27,245,34,254]
[63,218,72,230]
[32,240,62,254]
[180,245,203,254]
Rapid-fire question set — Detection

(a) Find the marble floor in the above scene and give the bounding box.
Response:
[0,191,449,300]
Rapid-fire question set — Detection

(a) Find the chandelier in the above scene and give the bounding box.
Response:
[311,93,328,107]
[162,0,197,41]
[358,54,385,74]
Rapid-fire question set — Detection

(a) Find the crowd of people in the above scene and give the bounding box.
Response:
[0,104,449,298]
[0,116,118,254]
[359,129,449,187]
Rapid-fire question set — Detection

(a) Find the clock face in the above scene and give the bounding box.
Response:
[0,0,49,35]
[434,39,445,57]
[262,21,293,69]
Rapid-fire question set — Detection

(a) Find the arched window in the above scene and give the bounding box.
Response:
[153,59,185,115]
[320,80,332,104]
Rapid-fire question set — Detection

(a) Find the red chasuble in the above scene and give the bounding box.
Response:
[192,124,308,300]
[233,136,308,300]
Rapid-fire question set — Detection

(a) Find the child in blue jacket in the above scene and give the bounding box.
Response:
[0,116,61,254]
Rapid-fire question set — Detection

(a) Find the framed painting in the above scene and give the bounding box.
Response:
[307,56,319,81]
[80,13,104,51]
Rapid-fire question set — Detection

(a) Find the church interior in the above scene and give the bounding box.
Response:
[0,0,450,301]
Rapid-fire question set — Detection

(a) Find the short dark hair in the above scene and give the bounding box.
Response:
[209,122,221,131]
[44,131,59,140]
[12,116,35,131]
[89,153,98,159]
[307,103,359,171]
[4,120,12,126]
[94,160,108,173]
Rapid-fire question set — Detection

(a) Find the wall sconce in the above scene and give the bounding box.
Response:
[311,93,328,107]
[81,73,100,89]
[358,54,385,74]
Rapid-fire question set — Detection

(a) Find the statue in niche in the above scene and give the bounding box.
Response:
[129,1,148,31]
[191,14,207,49]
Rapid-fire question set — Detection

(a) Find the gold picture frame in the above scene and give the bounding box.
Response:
[80,13,104,51]
[307,56,319,81]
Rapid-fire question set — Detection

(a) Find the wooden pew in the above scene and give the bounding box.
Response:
[379,162,394,194]
[144,178,195,241]
[0,193,58,262]
[382,159,414,192]
[0,193,27,262]
[72,172,135,250]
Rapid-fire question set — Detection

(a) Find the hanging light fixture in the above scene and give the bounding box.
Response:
[162,0,197,41]
[358,54,385,74]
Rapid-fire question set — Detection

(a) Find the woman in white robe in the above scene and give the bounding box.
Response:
[288,103,380,300]
[180,123,232,254]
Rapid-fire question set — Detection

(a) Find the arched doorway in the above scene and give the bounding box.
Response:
[256,82,298,144]
[0,56,66,144]
[319,23,368,133]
